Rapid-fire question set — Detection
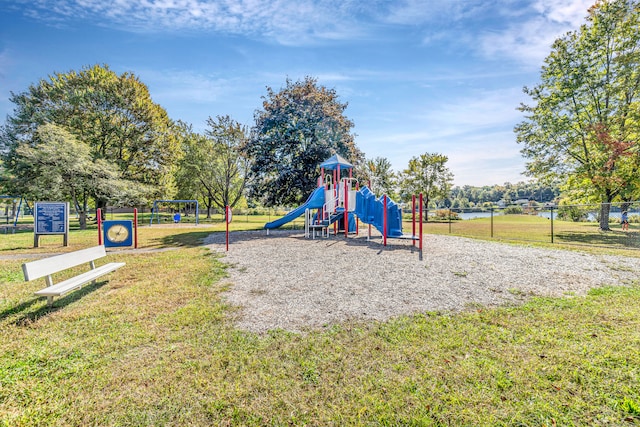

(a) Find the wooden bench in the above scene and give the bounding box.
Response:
[22,245,125,307]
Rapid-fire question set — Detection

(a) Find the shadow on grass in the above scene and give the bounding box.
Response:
[2,280,109,326]
[158,230,219,248]
[554,230,640,249]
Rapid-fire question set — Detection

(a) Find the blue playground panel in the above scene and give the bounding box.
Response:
[355,186,403,237]
[336,210,357,232]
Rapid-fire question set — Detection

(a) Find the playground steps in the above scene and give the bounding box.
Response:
[317,212,344,227]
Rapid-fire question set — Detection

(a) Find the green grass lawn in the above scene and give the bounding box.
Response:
[1,219,640,425]
[420,214,640,253]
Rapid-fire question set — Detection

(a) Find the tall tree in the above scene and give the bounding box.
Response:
[363,157,398,198]
[515,0,640,230]
[400,153,454,212]
[10,124,123,229]
[245,76,363,206]
[0,64,179,212]
[175,116,248,217]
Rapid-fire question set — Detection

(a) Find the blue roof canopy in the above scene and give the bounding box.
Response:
[319,154,353,170]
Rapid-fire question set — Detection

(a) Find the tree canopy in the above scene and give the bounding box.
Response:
[515,0,640,229]
[363,157,398,199]
[175,116,248,216]
[0,64,180,212]
[400,153,454,209]
[244,76,363,206]
[10,123,123,228]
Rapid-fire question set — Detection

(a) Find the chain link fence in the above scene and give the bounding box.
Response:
[420,202,640,250]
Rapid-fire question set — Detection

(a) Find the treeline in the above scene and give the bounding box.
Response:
[447,181,560,208]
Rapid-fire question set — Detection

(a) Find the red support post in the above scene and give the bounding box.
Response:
[97,208,102,246]
[412,194,416,247]
[344,179,348,237]
[225,205,230,252]
[133,208,138,249]
[419,193,423,252]
[383,194,388,247]
[355,181,359,236]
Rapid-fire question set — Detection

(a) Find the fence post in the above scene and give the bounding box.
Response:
[448,209,452,234]
[550,206,554,243]
[490,208,494,238]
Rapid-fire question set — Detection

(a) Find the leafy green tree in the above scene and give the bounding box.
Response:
[10,124,125,229]
[400,153,454,214]
[1,64,179,212]
[174,122,214,215]
[175,116,248,217]
[245,76,363,206]
[363,157,398,199]
[515,0,640,230]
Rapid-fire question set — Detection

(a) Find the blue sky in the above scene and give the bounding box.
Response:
[0,0,595,186]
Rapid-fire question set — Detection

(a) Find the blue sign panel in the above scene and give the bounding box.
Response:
[103,220,134,248]
[35,202,68,234]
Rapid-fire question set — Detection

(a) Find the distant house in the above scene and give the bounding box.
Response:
[498,198,534,208]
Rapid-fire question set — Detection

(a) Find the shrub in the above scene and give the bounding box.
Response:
[503,206,524,215]
[429,209,460,221]
[557,205,588,222]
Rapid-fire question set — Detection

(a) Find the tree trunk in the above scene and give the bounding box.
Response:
[78,211,87,230]
[599,202,611,231]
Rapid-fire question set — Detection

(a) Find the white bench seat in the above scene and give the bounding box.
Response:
[34,262,125,298]
[22,245,125,307]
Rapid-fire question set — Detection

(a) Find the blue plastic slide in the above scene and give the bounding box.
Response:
[355,186,403,237]
[264,187,326,229]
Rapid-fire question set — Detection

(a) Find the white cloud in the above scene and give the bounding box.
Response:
[15,0,369,45]
[478,0,594,67]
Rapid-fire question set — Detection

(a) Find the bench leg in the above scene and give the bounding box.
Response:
[47,296,54,307]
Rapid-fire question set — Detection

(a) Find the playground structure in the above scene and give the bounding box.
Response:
[264,155,423,249]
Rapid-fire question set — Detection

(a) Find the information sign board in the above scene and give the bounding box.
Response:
[34,202,69,247]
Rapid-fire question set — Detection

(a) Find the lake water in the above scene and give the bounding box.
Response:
[432,210,627,221]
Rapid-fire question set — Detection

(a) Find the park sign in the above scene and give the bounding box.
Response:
[34,201,69,247]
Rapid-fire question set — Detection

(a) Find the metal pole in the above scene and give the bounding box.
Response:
[133,208,138,249]
[383,194,388,246]
[344,179,348,238]
[356,182,359,236]
[419,193,423,253]
[412,195,416,246]
[226,205,230,251]
[490,208,494,238]
[97,208,103,246]
[550,206,554,243]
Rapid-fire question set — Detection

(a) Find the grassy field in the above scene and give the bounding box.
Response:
[421,214,640,253]
[1,219,640,425]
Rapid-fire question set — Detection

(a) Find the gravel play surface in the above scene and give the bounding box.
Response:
[205,230,640,333]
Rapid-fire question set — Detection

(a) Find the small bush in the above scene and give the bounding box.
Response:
[503,206,524,215]
[557,205,588,222]
[429,209,460,221]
